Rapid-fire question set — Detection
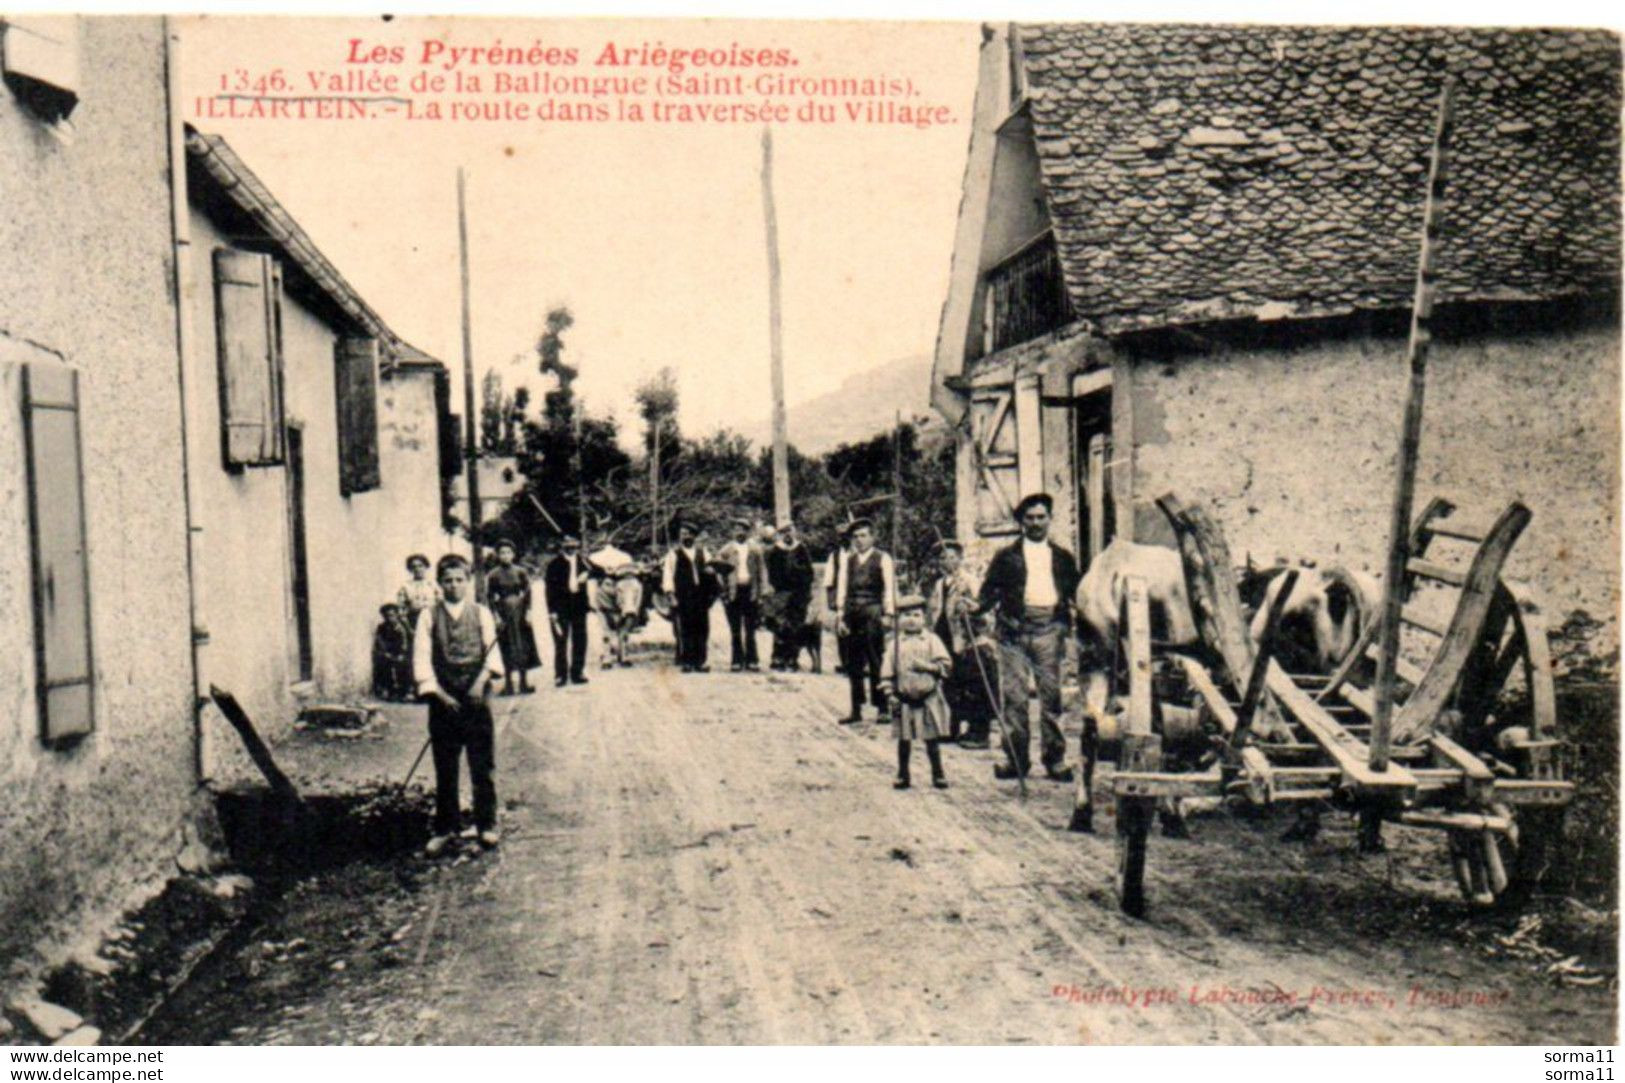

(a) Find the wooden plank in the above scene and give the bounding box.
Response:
[1155,493,1285,738]
[1392,503,1532,744]
[1239,746,1275,803]
[1086,433,1106,566]
[1124,576,1153,738]
[1369,81,1455,775]
[1267,663,1417,792]
[1424,518,1493,544]
[1400,604,1450,638]
[1233,569,1298,751]
[1341,684,1376,717]
[1113,767,1222,800]
[1501,580,1557,741]
[209,686,303,805]
[1171,655,1237,736]
[1408,559,1466,588]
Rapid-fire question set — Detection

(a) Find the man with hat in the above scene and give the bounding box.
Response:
[718,516,767,671]
[834,517,897,723]
[976,493,1082,781]
[544,534,593,686]
[661,517,713,672]
[765,521,815,671]
[823,520,855,675]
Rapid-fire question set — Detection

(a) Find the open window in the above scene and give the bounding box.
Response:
[212,248,286,468]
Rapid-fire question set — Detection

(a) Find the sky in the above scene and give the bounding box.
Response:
[177,16,982,445]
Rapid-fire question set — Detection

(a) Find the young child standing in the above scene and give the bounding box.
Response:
[412,554,506,856]
[879,594,953,790]
[372,603,413,700]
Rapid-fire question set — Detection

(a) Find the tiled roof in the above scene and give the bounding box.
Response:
[186,127,412,365]
[1018,24,1622,333]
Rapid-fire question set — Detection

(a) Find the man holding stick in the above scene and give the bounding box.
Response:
[977,493,1081,781]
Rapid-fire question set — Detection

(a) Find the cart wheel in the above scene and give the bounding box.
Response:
[1116,796,1153,918]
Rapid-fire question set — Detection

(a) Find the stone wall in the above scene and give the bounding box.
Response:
[0,18,197,970]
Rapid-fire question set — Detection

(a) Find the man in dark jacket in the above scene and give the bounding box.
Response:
[765,521,815,670]
[543,534,593,686]
[977,493,1082,781]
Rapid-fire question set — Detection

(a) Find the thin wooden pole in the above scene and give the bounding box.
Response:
[1371,81,1455,773]
[457,167,483,596]
[894,408,904,548]
[761,127,791,527]
[650,416,661,552]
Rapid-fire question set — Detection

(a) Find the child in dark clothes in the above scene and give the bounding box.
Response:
[372,603,413,700]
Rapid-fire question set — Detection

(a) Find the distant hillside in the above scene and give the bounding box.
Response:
[742,354,934,455]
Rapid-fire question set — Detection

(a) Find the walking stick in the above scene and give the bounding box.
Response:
[402,734,433,789]
[956,608,1027,801]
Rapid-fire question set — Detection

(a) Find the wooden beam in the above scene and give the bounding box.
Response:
[1392,503,1532,744]
[1233,569,1298,751]
[1370,80,1456,772]
[1124,576,1153,739]
[1267,663,1417,792]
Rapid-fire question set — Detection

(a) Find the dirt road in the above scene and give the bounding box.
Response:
[142,630,1615,1045]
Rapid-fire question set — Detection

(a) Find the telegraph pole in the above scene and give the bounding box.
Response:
[761,127,791,526]
[457,167,483,595]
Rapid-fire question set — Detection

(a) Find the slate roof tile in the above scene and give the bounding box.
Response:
[1016,24,1622,333]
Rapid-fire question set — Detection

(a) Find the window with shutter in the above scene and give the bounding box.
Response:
[22,362,94,744]
[970,390,1020,536]
[213,247,285,468]
[335,335,381,495]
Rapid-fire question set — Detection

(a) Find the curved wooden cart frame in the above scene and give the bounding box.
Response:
[1108,492,1573,919]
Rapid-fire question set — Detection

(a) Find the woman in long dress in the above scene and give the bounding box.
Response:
[487,540,540,694]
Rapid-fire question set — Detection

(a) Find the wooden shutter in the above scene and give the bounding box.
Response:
[213,248,284,467]
[971,390,1020,535]
[22,363,94,743]
[335,335,381,495]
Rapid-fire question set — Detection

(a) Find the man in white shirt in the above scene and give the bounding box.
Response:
[834,518,897,723]
[661,519,713,672]
[719,517,766,671]
[413,553,506,856]
[975,493,1082,781]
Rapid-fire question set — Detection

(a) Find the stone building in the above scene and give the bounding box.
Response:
[0,16,455,977]
[931,24,1621,633]
[182,129,458,773]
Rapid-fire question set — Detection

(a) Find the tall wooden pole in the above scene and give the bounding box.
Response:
[650,416,661,553]
[892,408,903,560]
[573,392,586,540]
[457,167,483,596]
[1370,81,1455,773]
[761,127,791,526]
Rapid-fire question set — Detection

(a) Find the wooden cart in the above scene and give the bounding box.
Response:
[1107,492,1573,918]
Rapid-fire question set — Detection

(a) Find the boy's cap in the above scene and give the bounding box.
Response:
[847,516,873,532]
[896,593,927,611]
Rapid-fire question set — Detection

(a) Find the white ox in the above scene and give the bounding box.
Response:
[1068,538,1378,834]
[589,546,646,668]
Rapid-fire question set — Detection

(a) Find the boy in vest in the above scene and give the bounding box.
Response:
[413,553,506,856]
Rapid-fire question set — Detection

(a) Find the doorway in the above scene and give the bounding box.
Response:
[1075,388,1114,570]
[285,423,313,682]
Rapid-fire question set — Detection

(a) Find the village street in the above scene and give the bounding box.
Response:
[138,623,1613,1046]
